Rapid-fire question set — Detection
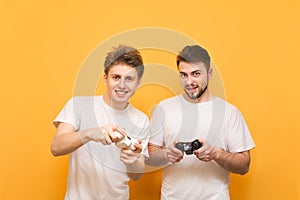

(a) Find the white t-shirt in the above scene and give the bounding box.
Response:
[150,95,255,200]
[54,95,150,200]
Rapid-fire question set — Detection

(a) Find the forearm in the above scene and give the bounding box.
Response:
[127,155,145,181]
[51,129,91,156]
[146,148,169,166]
[214,148,250,175]
[52,123,123,156]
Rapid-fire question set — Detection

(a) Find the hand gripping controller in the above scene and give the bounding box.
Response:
[175,139,202,155]
[113,131,138,151]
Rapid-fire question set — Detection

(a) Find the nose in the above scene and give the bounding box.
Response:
[118,78,126,89]
[186,75,193,85]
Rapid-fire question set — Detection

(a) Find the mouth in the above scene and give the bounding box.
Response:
[114,90,129,97]
[185,86,198,93]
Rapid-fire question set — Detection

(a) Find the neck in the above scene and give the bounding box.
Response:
[183,89,212,104]
[103,93,129,110]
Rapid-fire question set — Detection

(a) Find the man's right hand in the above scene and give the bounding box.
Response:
[83,124,126,145]
[166,141,184,163]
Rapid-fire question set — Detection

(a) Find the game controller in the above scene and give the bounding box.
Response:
[113,131,138,151]
[175,139,202,155]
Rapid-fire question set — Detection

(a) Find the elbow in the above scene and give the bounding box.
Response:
[130,173,142,181]
[239,167,249,175]
[50,142,62,157]
[51,151,59,157]
[239,161,250,175]
[238,152,251,175]
[51,146,59,157]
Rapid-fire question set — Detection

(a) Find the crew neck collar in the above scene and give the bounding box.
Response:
[99,95,131,112]
[179,94,215,106]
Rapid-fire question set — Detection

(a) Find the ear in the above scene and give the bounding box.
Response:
[137,78,141,88]
[208,68,213,80]
[103,74,108,85]
[133,78,141,92]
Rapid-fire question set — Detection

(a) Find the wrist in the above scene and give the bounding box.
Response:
[161,148,169,161]
[126,156,140,167]
[77,130,89,144]
[126,154,143,169]
[213,147,222,161]
[214,147,228,162]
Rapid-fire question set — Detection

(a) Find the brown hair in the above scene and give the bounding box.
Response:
[176,45,211,71]
[104,45,144,78]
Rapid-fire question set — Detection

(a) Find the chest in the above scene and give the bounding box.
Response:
[162,104,212,143]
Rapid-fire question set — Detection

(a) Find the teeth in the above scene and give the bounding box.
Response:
[115,91,128,95]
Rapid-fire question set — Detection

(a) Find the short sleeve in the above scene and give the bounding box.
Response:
[53,97,80,130]
[149,104,166,147]
[139,119,150,158]
[226,110,255,153]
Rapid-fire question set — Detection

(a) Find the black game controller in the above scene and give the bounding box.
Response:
[175,139,202,155]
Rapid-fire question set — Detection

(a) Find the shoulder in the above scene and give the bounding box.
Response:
[71,95,101,103]
[66,96,100,110]
[214,97,238,110]
[214,97,242,119]
[149,96,182,115]
[130,106,148,118]
[157,95,182,107]
[128,105,150,122]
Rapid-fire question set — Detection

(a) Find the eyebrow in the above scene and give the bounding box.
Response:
[110,74,136,78]
[110,74,121,76]
[179,69,202,74]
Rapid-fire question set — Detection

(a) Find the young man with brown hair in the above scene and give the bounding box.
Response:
[51,45,149,199]
[147,45,255,199]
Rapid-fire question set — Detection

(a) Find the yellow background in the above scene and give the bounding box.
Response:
[1,1,299,199]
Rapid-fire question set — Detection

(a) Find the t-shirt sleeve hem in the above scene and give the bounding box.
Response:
[53,119,78,130]
[148,140,163,147]
[229,144,256,153]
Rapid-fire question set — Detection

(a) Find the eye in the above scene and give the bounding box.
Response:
[180,73,187,78]
[125,76,134,81]
[112,75,121,80]
[193,71,201,77]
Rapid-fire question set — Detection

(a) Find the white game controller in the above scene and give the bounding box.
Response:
[113,131,138,151]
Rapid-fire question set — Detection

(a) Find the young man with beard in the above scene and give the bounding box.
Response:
[51,45,149,199]
[146,45,255,199]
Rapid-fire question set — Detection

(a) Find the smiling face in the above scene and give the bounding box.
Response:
[103,64,140,109]
[178,61,212,103]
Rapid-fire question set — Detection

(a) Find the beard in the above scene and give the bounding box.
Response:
[184,84,208,100]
